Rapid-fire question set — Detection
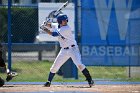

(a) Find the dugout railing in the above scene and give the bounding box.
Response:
[1,42,59,61]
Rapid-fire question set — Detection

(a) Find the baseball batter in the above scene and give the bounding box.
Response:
[41,14,94,87]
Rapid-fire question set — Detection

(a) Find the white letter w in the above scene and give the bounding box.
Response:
[94,0,132,40]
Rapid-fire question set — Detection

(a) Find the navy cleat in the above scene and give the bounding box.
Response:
[44,81,51,87]
[88,79,94,87]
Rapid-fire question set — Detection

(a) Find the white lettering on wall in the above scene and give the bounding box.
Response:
[94,0,132,40]
[82,46,140,56]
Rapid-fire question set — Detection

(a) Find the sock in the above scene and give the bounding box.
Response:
[82,68,92,81]
[48,72,55,82]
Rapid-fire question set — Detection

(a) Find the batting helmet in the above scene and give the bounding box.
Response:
[57,14,68,24]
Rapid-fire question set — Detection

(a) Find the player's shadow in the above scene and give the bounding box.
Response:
[67,85,92,88]
[2,85,19,87]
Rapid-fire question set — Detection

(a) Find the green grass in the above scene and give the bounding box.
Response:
[0,60,140,82]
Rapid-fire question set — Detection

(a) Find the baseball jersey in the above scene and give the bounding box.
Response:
[54,25,77,48]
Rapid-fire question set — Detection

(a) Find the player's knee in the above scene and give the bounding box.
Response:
[50,68,58,73]
[77,64,85,71]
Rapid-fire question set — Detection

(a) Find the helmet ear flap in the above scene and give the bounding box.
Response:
[57,20,67,24]
[58,20,62,24]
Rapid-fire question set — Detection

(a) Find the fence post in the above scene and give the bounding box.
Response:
[8,0,12,70]
[73,0,79,79]
[38,51,42,61]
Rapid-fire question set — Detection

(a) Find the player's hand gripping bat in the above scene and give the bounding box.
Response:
[40,1,69,31]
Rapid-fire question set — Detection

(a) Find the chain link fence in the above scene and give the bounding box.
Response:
[0,4,61,82]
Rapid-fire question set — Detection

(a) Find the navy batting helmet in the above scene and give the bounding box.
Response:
[57,14,68,24]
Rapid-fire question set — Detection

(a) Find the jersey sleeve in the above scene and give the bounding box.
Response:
[59,26,71,37]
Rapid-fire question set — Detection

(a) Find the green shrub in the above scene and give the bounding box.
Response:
[0,7,38,43]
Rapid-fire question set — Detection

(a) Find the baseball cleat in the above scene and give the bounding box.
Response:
[44,81,51,87]
[6,72,18,82]
[88,80,94,87]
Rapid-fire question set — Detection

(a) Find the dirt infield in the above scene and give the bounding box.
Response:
[0,84,140,93]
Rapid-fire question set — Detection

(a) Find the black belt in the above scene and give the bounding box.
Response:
[64,45,75,49]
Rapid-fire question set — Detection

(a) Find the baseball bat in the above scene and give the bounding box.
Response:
[53,1,69,17]
[40,1,69,32]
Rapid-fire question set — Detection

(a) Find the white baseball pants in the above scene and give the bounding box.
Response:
[50,46,85,73]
